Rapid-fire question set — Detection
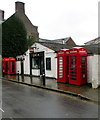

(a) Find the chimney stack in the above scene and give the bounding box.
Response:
[0,10,4,21]
[15,1,25,13]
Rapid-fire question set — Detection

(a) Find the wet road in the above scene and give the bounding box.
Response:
[2,79,98,118]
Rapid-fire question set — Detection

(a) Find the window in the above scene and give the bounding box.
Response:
[58,57,63,78]
[32,57,40,69]
[81,56,86,64]
[46,58,51,70]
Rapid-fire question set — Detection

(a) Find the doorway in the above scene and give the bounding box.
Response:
[30,51,45,76]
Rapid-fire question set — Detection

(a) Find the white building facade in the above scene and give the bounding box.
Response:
[17,42,57,78]
[16,42,100,88]
[82,54,100,88]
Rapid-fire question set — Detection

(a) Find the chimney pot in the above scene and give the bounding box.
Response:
[15,1,25,13]
[0,10,4,21]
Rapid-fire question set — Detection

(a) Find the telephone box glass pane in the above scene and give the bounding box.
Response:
[70,55,77,80]
[66,56,69,75]
[12,61,15,72]
[59,67,63,70]
[58,57,63,78]
[81,56,87,80]
[5,61,8,72]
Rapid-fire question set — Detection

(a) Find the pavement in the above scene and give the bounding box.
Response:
[2,74,100,104]
[2,80,98,118]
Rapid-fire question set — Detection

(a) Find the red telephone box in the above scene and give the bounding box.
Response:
[57,49,69,83]
[8,57,16,74]
[2,58,9,74]
[69,47,87,85]
[2,57,16,74]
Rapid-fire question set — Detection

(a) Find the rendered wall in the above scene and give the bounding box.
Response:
[87,56,93,83]
[92,55,100,88]
[31,43,57,78]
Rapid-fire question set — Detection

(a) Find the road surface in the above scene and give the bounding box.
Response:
[2,79,99,118]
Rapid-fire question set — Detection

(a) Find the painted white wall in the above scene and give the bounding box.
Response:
[24,50,30,75]
[31,43,54,53]
[87,56,93,83]
[31,43,57,78]
[16,43,57,78]
[16,49,30,75]
[87,55,100,88]
[45,52,57,78]
[32,69,40,76]
[16,61,21,74]
[92,55,100,88]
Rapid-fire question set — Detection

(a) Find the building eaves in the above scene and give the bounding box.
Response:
[52,37,70,41]
[39,37,71,44]
[38,42,74,51]
[80,44,100,54]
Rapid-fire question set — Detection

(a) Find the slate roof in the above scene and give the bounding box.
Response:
[32,41,100,54]
[84,37,100,45]
[37,42,75,51]
[40,42,100,54]
[39,37,73,44]
[80,44,100,54]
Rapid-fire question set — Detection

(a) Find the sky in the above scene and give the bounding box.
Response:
[0,0,99,45]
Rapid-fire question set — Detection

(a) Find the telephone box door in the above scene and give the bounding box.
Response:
[57,49,69,83]
[9,57,16,74]
[69,47,87,85]
[2,58,9,74]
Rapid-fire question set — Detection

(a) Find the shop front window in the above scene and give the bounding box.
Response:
[32,57,40,69]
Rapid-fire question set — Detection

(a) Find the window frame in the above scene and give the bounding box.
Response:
[46,57,51,70]
[32,57,41,69]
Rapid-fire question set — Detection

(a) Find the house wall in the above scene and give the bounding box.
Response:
[24,50,30,75]
[92,55,100,88]
[66,37,76,46]
[87,56,93,83]
[31,43,57,78]
[16,50,30,75]
[16,43,57,78]
[45,52,57,78]
[15,2,39,41]
[16,61,21,74]
[87,55,100,88]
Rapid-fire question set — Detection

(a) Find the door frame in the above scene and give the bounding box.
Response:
[30,51,45,76]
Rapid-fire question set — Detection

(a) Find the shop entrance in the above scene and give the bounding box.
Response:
[40,56,44,75]
[30,51,45,76]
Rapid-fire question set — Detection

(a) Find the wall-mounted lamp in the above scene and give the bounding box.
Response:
[29,46,39,53]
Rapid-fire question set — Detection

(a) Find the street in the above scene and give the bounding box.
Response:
[2,79,98,118]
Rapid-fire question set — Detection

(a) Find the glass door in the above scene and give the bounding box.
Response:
[70,55,77,80]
